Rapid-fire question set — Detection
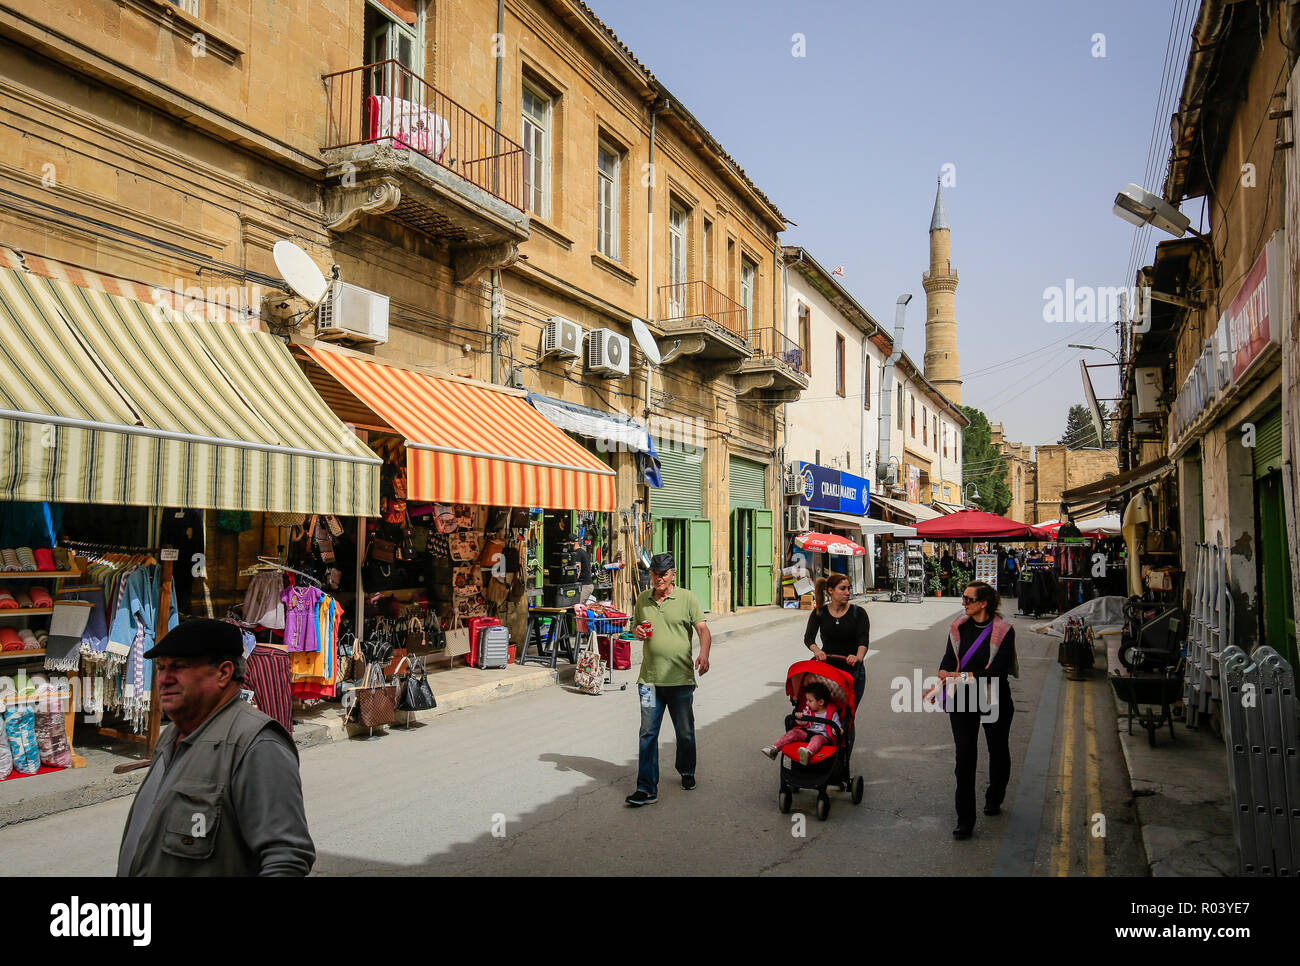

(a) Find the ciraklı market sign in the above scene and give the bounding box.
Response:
[797,462,870,515]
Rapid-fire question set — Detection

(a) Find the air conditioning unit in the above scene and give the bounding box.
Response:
[786,506,810,533]
[784,470,802,496]
[542,316,583,358]
[1135,367,1163,417]
[878,463,898,487]
[316,281,389,344]
[586,328,630,377]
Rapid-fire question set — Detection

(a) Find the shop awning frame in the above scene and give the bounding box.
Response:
[1060,457,1172,509]
[0,267,381,515]
[870,494,944,522]
[301,344,617,511]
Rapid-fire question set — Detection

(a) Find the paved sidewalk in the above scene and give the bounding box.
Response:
[1102,635,1236,876]
[0,602,813,828]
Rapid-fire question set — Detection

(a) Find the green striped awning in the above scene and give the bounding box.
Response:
[0,268,380,515]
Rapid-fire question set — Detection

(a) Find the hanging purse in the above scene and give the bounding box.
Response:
[353,662,397,728]
[485,574,510,605]
[444,611,470,657]
[395,655,437,713]
[369,538,397,563]
[574,630,605,695]
[479,534,506,569]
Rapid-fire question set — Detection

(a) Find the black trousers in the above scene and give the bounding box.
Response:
[948,699,1014,827]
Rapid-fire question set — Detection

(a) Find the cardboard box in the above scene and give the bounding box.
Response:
[782,585,797,600]
[799,595,815,610]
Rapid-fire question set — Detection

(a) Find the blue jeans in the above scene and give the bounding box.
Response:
[636,684,696,794]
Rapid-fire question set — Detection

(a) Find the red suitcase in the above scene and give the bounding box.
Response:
[598,635,632,671]
[468,616,501,667]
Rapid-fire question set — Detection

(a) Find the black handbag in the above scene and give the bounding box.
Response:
[396,655,437,712]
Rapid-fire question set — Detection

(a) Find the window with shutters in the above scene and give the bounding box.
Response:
[863,356,871,409]
[923,406,928,445]
[596,139,621,260]
[910,395,916,437]
[797,302,812,374]
[522,82,553,218]
[933,415,938,452]
[896,384,903,430]
[835,334,846,396]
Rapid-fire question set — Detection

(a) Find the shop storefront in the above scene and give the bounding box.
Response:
[728,454,772,609]
[0,258,379,780]
[792,461,871,593]
[650,440,711,611]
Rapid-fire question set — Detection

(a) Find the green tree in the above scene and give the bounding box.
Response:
[959,405,1012,515]
[1059,402,1112,448]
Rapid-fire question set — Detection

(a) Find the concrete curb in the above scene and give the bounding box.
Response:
[0,768,145,830]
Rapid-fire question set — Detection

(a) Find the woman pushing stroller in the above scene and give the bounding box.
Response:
[803,573,868,705]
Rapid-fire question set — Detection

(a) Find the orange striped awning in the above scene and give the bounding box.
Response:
[303,346,616,511]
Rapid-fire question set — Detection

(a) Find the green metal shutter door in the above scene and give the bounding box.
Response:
[653,443,704,518]
[729,455,767,509]
[1253,408,1283,479]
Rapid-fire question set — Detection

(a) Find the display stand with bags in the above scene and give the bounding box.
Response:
[347,661,397,736]
[394,654,437,726]
[573,631,606,695]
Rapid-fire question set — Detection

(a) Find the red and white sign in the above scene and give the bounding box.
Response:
[1227,235,1281,383]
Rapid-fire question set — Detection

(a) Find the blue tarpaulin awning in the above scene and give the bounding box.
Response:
[526,392,662,488]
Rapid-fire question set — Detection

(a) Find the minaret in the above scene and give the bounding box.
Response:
[922,180,962,404]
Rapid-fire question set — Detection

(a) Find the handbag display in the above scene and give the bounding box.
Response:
[353,662,397,728]
[574,631,605,695]
[433,505,458,534]
[443,612,471,657]
[485,574,509,605]
[479,535,506,568]
[369,538,397,563]
[395,655,437,712]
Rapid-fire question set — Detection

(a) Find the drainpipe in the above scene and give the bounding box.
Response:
[877,295,911,489]
[645,99,667,419]
[490,0,505,384]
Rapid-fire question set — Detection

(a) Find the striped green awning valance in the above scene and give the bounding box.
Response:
[0,268,380,515]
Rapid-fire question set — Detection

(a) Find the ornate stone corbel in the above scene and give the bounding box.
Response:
[326,179,402,232]
[658,335,707,364]
[735,371,776,395]
[452,241,520,285]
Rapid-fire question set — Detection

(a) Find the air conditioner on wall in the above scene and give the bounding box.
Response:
[586,328,630,377]
[316,281,390,345]
[786,506,810,533]
[1135,367,1163,417]
[784,470,802,496]
[542,317,583,358]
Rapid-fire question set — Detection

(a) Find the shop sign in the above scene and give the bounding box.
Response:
[1228,235,1281,383]
[796,461,870,515]
[906,464,920,504]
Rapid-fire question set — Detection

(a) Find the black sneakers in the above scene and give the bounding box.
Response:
[681,775,696,791]
[952,825,973,839]
[625,790,658,807]
[983,803,1002,816]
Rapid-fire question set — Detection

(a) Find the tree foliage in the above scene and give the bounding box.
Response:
[959,405,1012,515]
[1059,402,1112,448]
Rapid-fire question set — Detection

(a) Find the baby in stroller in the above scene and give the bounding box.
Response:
[770,659,864,820]
[761,681,841,765]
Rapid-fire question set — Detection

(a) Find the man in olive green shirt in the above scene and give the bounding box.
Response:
[625,553,711,806]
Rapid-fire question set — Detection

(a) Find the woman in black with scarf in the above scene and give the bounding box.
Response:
[933,580,1018,840]
[803,573,869,705]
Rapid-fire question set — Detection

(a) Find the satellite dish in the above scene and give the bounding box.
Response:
[273,240,330,303]
[630,317,661,367]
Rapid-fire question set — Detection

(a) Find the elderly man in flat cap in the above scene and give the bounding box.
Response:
[625,552,712,806]
[117,618,314,876]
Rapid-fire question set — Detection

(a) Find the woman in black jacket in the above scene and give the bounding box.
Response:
[803,572,869,706]
[934,580,1017,840]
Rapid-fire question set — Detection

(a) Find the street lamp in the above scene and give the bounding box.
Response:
[1111,183,1205,239]
[1069,343,1120,363]
[964,482,980,506]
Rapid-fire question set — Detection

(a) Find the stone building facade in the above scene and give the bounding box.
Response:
[0,0,801,612]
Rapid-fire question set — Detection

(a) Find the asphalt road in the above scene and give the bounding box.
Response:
[0,598,1147,876]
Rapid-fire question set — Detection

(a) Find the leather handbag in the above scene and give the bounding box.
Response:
[485,574,509,605]
[395,655,437,712]
[354,662,397,728]
[479,535,506,569]
[369,538,397,563]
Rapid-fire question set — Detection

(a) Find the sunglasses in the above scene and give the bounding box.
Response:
[961,596,979,604]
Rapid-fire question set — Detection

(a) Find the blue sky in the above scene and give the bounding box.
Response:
[594,0,1185,445]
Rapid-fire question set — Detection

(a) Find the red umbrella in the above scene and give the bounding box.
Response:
[794,532,866,556]
[913,509,1038,540]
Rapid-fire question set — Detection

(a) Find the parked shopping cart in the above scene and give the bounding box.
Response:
[575,605,631,690]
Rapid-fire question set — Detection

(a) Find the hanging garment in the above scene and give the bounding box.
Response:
[243,644,293,734]
[281,585,324,652]
[242,571,286,629]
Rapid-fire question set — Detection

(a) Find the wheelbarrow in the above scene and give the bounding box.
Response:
[1109,672,1182,747]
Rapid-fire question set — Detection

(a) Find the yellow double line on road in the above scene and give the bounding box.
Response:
[1051,678,1105,877]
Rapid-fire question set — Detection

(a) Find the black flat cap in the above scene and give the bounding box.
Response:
[144,618,243,661]
[649,552,675,572]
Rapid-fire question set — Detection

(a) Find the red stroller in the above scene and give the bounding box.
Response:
[776,657,864,820]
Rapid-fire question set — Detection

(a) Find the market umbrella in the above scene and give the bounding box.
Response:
[794,532,866,556]
[913,509,1038,541]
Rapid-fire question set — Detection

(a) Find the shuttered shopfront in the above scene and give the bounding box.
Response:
[728,455,767,508]
[1252,407,1283,479]
[653,443,704,518]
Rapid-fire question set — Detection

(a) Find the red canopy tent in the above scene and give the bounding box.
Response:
[913,509,1039,541]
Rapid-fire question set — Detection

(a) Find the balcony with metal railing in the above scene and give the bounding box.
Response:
[655,281,753,362]
[321,61,529,282]
[734,326,809,400]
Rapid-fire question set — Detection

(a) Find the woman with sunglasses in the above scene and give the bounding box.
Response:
[936,580,1018,839]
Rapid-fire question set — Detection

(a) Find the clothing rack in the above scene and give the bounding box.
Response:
[240,556,322,587]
